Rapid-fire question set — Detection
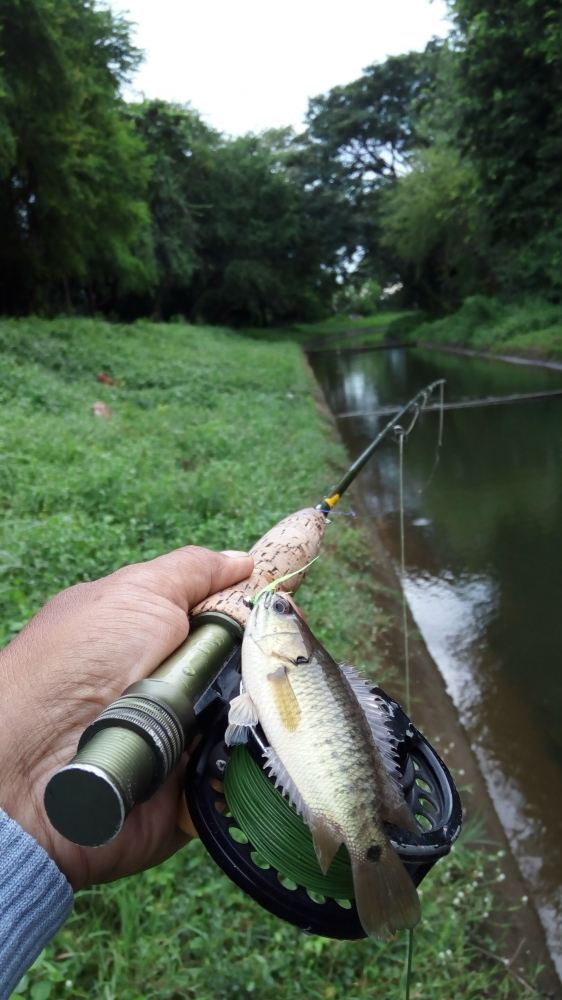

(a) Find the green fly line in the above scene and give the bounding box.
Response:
[224,746,354,898]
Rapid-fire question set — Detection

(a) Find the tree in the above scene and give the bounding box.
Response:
[129,100,220,318]
[192,134,332,325]
[296,45,445,290]
[303,49,439,191]
[381,143,489,310]
[449,0,562,297]
[0,0,153,312]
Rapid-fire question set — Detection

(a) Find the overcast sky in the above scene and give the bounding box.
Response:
[109,0,450,137]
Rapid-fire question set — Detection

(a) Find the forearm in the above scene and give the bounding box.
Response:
[0,810,73,1000]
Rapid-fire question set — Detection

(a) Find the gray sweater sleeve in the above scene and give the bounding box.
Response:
[0,809,74,1000]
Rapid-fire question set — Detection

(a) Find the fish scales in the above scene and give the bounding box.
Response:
[226,590,421,939]
[255,651,387,857]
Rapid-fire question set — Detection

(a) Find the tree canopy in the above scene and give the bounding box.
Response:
[1,0,561,321]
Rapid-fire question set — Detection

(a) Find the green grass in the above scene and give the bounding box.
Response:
[242,311,419,350]
[0,317,543,999]
[291,311,421,348]
[410,296,562,363]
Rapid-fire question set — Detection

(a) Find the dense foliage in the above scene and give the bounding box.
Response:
[0,0,151,314]
[1,0,562,320]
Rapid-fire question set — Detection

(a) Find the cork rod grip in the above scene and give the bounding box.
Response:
[191,507,326,629]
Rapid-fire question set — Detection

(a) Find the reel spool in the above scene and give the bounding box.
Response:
[185,651,462,939]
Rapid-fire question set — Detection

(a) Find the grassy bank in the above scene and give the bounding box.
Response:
[288,297,562,365]
[243,311,419,350]
[412,296,562,363]
[0,317,542,998]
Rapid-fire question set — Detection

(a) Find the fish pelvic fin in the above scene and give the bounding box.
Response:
[352,844,421,940]
[310,817,342,875]
[225,691,259,746]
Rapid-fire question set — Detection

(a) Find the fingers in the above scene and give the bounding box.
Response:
[139,546,254,612]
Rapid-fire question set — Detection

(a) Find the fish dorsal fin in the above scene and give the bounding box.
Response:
[261,745,311,825]
[339,663,400,776]
[339,664,417,834]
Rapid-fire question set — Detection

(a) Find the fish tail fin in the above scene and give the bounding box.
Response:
[351,844,421,940]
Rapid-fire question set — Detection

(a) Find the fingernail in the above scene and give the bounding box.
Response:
[220,549,251,558]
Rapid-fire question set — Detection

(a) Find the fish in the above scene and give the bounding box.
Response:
[225,590,421,939]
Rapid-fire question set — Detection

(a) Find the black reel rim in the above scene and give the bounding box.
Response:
[185,666,462,940]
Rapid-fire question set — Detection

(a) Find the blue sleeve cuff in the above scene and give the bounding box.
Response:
[0,809,74,999]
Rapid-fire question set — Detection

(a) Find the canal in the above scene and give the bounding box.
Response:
[309,344,562,977]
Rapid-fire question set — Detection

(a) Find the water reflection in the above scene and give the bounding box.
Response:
[404,571,499,721]
[310,345,562,977]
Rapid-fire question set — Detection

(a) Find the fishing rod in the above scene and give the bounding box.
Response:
[44,377,460,938]
[316,379,445,512]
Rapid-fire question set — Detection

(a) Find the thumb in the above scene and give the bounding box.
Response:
[142,545,254,612]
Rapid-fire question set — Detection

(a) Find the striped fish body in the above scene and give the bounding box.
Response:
[226,592,421,939]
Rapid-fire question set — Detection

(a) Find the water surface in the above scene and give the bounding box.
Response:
[310,346,562,976]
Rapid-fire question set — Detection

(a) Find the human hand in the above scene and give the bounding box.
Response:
[0,546,253,891]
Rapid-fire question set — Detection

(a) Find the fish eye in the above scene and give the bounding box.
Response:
[272,596,292,615]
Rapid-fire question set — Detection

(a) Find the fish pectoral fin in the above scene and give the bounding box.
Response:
[309,817,342,875]
[224,692,259,746]
[266,668,301,731]
[266,665,287,681]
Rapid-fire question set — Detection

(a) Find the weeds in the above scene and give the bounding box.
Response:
[411,297,562,362]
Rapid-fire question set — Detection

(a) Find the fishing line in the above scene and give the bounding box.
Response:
[396,440,416,1000]
[404,928,414,1000]
[226,744,417,1000]
[395,426,411,719]
[224,746,354,898]
[393,410,424,1000]
[437,380,445,449]
[420,379,446,492]
[393,381,446,716]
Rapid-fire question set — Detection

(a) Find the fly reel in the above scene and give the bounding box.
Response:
[185,651,462,939]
